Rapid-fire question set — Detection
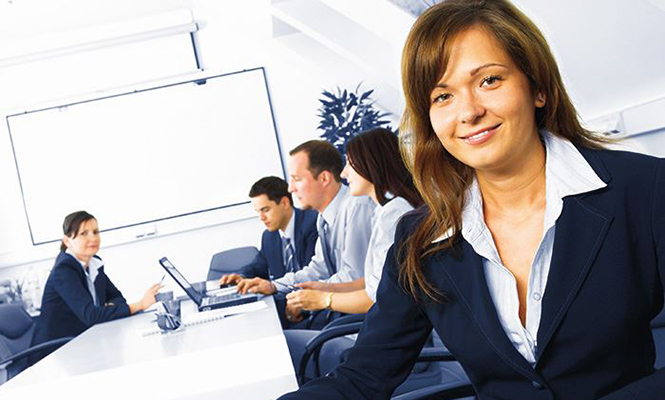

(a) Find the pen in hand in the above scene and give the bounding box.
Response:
[271,279,300,292]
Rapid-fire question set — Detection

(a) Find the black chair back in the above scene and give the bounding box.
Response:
[207,246,259,281]
[0,304,35,382]
[652,300,665,369]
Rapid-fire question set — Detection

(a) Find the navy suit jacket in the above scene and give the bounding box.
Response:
[241,208,318,280]
[34,252,130,345]
[280,148,665,400]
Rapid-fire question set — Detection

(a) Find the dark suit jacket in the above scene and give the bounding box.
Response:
[241,208,318,280]
[34,252,130,345]
[280,148,665,400]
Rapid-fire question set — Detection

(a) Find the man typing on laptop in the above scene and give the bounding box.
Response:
[237,141,375,326]
[218,176,319,326]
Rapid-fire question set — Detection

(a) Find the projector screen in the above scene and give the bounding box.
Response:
[7,67,285,245]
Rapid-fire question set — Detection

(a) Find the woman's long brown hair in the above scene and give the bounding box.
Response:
[346,128,423,209]
[398,0,611,302]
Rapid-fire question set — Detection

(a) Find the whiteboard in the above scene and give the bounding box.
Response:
[7,67,284,245]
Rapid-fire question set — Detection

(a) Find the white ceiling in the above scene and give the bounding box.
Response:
[1,0,663,121]
[270,0,665,121]
[512,0,665,119]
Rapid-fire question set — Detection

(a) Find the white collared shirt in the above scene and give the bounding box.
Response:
[279,208,296,243]
[461,131,606,365]
[66,249,103,305]
[279,209,297,269]
[275,185,375,289]
[364,196,414,302]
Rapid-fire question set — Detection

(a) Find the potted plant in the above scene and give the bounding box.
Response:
[317,84,393,155]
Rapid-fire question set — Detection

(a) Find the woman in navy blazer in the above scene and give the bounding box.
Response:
[279,1,664,399]
[34,211,162,350]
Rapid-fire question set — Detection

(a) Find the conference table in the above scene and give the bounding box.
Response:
[0,294,298,400]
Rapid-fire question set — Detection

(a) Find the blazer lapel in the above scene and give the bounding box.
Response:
[268,231,285,278]
[94,267,104,304]
[293,209,304,264]
[535,195,612,363]
[438,242,541,381]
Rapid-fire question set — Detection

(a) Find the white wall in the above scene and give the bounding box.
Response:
[1,0,664,304]
[618,128,665,158]
[0,0,405,302]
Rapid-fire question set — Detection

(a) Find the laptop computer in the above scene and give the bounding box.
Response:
[159,257,260,312]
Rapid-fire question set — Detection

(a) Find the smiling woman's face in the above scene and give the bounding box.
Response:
[63,218,100,262]
[428,25,545,174]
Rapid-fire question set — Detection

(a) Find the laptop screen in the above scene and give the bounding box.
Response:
[159,257,203,305]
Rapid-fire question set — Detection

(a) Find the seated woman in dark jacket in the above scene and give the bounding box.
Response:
[33,211,162,352]
[278,1,664,399]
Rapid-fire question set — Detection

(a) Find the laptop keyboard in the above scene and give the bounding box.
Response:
[208,292,243,303]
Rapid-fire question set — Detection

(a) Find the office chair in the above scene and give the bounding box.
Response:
[652,300,665,369]
[303,309,339,330]
[206,246,259,281]
[294,314,475,399]
[295,314,364,380]
[0,304,73,385]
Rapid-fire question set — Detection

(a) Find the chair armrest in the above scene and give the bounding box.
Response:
[338,341,460,372]
[304,322,364,355]
[389,347,475,400]
[304,310,325,329]
[305,309,338,329]
[0,337,74,366]
[415,347,457,363]
[322,313,365,330]
[298,322,364,385]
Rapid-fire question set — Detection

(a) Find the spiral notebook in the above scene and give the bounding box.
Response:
[140,300,267,336]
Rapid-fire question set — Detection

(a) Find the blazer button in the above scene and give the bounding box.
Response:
[532,381,544,390]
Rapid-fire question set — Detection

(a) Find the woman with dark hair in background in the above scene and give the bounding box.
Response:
[33,211,162,355]
[286,127,423,314]
[282,128,427,386]
[280,0,664,399]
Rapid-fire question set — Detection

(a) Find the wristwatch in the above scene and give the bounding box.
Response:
[325,292,333,310]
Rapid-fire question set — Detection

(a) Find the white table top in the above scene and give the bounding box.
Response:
[0,295,297,400]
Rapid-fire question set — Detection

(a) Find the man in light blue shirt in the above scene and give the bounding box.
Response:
[238,140,375,320]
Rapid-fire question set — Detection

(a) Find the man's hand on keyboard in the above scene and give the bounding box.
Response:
[219,273,243,287]
[236,277,276,295]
